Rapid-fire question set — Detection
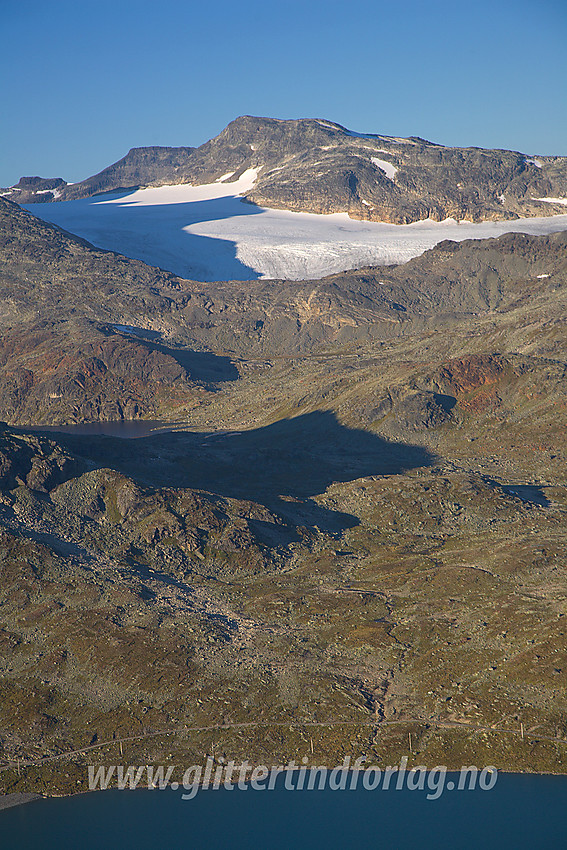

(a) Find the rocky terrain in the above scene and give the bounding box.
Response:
[4,116,567,223]
[0,177,67,205]
[0,191,566,797]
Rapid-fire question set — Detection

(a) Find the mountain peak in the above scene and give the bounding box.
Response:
[8,116,567,224]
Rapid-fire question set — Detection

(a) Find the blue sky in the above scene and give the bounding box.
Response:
[1,0,566,186]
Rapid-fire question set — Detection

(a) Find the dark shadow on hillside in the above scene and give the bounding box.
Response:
[101,325,240,383]
[148,348,239,383]
[53,410,436,537]
[25,191,266,282]
[503,485,550,507]
[169,350,239,383]
[90,187,141,198]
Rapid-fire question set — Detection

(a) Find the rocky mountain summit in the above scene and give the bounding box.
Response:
[4,116,567,223]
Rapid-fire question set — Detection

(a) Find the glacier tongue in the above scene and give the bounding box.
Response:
[24,178,567,282]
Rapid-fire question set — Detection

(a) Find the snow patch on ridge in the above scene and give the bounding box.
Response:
[316,120,340,131]
[371,157,398,180]
[534,196,567,206]
[89,168,260,207]
[343,128,381,140]
[36,188,63,198]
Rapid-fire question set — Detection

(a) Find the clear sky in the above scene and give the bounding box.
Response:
[1,0,566,186]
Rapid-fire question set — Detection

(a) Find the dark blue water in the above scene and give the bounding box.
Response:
[24,420,173,438]
[1,774,566,849]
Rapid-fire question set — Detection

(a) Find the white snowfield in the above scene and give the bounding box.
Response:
[24,169,567,282]
[535,197,567,206]
[371,156,398,180]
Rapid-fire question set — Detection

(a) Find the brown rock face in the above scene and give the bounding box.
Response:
[0,323,201,425]
[438,355,506,394]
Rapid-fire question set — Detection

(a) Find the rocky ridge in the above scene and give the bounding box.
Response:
[4,116,567,223]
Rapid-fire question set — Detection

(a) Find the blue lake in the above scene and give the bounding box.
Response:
[23,420,174,438]
[1,774,566,849]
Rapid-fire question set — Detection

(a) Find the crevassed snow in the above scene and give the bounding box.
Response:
[371,157,398,180]
[24,175,567,282]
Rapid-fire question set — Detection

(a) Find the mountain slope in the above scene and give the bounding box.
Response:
[60,145,196,200]
[0,197,566,425]
[1,183,567,795]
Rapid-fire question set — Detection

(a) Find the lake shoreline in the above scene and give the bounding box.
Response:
[0,792,43,810]
[3,765,567,810]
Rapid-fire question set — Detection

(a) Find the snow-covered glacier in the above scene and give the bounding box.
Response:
[25,170,567,282]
